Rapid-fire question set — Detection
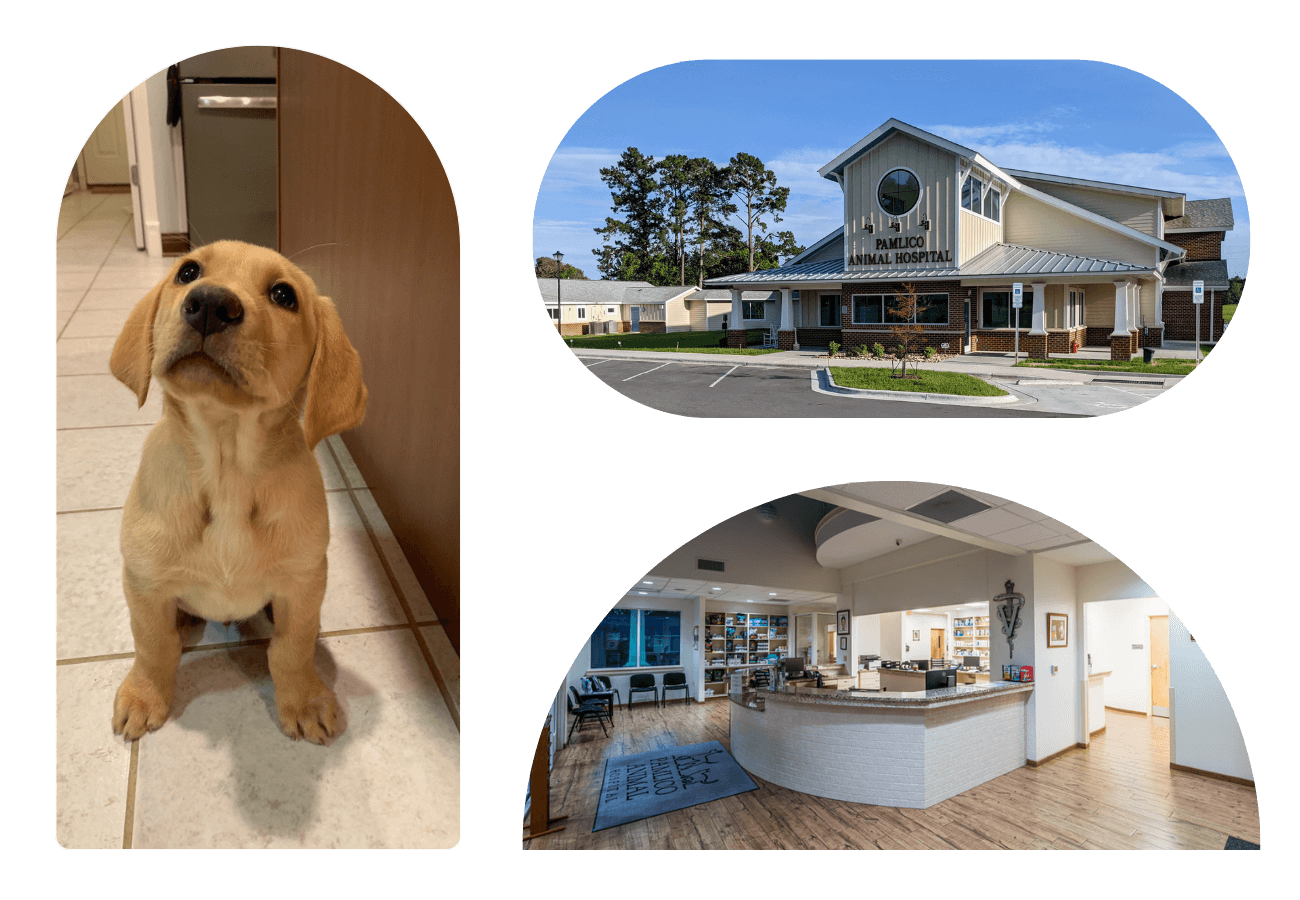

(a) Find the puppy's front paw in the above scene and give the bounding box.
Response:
[277,687,342,745]
[112,671,172,740]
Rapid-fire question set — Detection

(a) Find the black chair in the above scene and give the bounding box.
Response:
[590,675,622,712]
[567,686,610,739]
[627,673,659,714]
[662,672,688,708]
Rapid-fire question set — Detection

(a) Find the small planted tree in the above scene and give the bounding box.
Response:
[886,283,934,379]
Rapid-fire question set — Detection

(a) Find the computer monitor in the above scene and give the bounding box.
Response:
[781,657,805,677]
[963,656,981,668]
[914,659,930,670]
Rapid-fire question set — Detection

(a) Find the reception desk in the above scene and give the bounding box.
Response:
[729,681,1032,809]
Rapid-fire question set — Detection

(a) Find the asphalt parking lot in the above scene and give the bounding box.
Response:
[578,357,1157,418]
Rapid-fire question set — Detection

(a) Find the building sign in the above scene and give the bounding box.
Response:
[849,236,951,267]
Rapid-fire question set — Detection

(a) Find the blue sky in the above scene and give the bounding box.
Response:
[533,60,1247,279]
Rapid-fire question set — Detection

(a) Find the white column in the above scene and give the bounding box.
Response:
[730,289,743,330]
[1159,280,1170,338]
[1030,281,1047,334]
[1111,280,1130,336]
[779,288,793,331]
[1129,283,1138,330]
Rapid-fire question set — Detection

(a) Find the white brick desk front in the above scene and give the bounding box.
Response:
[729,682,1033,808]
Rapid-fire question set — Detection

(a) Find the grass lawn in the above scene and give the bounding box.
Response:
[830,367,1008,397]
[562,329,779,354]
[1222,303,1237,324]
[1013,356,1200,376]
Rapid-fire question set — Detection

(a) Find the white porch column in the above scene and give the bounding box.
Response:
[774,291,795,356]
[1111,279,1130,336]
[1155,282,1164,344]
[730,289,743,329]
[1030,280,1047,334]
[1129,283,1139,330]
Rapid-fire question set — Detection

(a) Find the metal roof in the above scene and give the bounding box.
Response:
[960,244,1154,277]
[704,244,1155,287]
[1164,198,1234,232]
[1163,259,1230,287]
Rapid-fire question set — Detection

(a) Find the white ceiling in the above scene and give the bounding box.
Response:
[629,575,837,610]
[810,481,1104,563]
[625,482,1113,617]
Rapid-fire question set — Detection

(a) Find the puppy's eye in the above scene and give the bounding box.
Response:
[176,261,202,284]
[269,282,298,311]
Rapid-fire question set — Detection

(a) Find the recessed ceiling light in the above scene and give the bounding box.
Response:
[712,587,721,591]
[637,591,647,595]
[769,592,777,596]
[643,581,653,585]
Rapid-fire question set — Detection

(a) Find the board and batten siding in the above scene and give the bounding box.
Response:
[843,133,956,271]
[666,295,691,330]
[959,209,1002,265]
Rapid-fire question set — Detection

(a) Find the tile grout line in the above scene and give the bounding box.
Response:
[57,214,133,342]
[57,192,108,239]
[122,738,139,849]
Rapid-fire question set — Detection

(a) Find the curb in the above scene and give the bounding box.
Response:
[814,369,1022,405]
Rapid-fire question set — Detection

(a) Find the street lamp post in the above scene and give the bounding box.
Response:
[553,251,564,333]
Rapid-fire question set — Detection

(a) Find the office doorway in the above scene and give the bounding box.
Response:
[930,628,945,660]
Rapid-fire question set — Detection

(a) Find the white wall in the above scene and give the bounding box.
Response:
[854,613,881,657]
[897,613,949,661]
[1084,596,1169,714]
[1169,613,1253,782]
[1031,556,1081,760]
[142,71,181,233]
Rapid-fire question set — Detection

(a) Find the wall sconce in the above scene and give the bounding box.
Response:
[889,220,901,232]
[920,219,931,230]
[865,223,874,234]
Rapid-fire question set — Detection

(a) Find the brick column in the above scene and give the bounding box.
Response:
[1110,334,1132,360]
[1023,332,1048,359]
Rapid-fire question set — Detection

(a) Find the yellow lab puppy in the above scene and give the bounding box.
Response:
[109,241,367,744]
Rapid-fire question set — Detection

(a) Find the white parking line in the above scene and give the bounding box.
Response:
[624,363,671,381]
[584,359,613,368]
[709,366,739,388]
[1095,382,1160,399]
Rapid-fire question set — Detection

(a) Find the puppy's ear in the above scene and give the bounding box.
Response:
[109,277,165,408]
[302,296,367,450]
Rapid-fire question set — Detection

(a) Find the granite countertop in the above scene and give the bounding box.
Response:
[753,680,1033,710]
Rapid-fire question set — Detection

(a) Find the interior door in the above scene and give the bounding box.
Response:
[82,100,131,185]
[930,628,945,660]
[1150,615,1169,717]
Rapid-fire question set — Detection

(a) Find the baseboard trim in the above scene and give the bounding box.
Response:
[1089,725,1106,736]
[161,232,191,255]
[1169,762,1255,788]
[1027,743,1086,767]
[1105,705,1148,718]
[87,184,131,193]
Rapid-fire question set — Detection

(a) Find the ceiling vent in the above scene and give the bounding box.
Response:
[907,489,991,524]
[697,558,726,573]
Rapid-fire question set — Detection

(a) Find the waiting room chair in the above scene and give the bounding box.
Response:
[566,686,611,738]
[626,676,660,717]
[595,676,624,717]
[660,676,691,712]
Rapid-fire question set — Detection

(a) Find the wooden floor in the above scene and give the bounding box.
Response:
[527,699,1259,850]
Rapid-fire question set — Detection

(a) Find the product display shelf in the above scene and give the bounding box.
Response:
[952,615,992,664]
[703,611,790,697]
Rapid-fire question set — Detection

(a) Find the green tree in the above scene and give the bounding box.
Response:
[726,152,790,272]
[534,256,588,279]
[657,154,694,286]
[1228,275,1245,303]
[685,157,737,288]
[592,147,668,281]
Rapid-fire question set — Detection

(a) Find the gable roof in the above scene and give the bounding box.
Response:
[818,118,1187,260]
[1163,259,1230,288]
[1003,168,1186,203]
[536,278,658,305]
[788,226,844,265]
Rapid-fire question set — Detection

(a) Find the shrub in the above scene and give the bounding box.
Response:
[828,341,840,358]
[872,342,885,359]
[923,346,937,359]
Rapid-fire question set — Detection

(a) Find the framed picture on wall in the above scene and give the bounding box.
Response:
[839,636,848,651]
[911,630,920,641]
[1047,613,1068,648]
[837,610,851,635]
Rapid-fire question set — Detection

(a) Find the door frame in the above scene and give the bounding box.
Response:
[930,627,945,660]
[1149,614,1169,718]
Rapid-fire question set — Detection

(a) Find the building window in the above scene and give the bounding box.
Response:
[590,609,681,669]
[878,168,921,217]
[606,306,616,315]
[547,308,559,321]
[915,293,950,325]
[853,293,949,325]
[577,307,587,320]
[742,300,766,320]
[852,294,884,324]
[977,185,998,221]
[963,175,1001,223]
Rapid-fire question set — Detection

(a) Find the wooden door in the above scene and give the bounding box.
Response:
[930,628,945,660]
[83,100,130,185]
[1150,615,1169,717]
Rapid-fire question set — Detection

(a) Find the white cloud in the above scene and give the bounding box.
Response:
[928,120,1066,144]
[538,146,622,193]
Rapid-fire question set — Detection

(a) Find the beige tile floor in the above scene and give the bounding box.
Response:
[56,192,459,848]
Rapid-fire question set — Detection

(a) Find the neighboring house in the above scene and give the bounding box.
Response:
[538,278,777,335]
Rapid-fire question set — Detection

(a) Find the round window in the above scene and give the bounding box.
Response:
[878,168,921,217]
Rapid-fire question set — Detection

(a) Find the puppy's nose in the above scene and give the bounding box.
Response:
[183,285,244,336]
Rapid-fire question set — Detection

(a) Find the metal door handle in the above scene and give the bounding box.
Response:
[1152,664,1160,669]
[196,96,275,109]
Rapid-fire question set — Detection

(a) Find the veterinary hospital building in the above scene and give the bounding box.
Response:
[706,119,1235,359]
